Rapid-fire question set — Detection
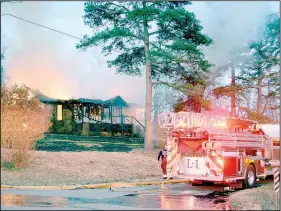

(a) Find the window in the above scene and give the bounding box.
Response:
[57,105,63,121]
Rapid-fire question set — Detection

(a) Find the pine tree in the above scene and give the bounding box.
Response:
[77,1,212,149]
[238,15,279,118]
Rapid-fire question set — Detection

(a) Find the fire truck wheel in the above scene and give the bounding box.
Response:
[243,164,256,189]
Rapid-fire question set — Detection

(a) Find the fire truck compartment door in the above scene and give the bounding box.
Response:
[179,157,209,175]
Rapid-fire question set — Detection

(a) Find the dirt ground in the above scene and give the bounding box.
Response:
[1,148,162,186]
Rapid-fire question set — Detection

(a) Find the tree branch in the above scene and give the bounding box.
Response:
[266,12,280,23]
[151,81,171,86]
[109,2,130,12]
[149,21,172,36]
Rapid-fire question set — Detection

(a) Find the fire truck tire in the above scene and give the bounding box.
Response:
[243,164,256,189]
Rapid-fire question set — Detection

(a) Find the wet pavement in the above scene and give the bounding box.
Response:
[1,183,234,210]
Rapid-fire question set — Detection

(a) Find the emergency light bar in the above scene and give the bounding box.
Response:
[158,112,228,129]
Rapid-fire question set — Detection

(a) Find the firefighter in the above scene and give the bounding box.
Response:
[158,145,168,178]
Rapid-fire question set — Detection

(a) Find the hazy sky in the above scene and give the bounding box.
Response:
[1,1,279,104]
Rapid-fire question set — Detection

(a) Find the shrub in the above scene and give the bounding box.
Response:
[1,84,51,167]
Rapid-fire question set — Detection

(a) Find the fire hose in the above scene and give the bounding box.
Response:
[109,182,170,193]
[1,179,192,191]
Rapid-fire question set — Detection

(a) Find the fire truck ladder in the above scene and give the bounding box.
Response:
[207,131,270,149]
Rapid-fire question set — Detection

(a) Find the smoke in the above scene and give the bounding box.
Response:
[1,1,146,104]
[189,1,279,67]
[1,1,80,99]
[1,1,278,104]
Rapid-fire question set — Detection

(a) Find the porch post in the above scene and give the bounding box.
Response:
[110,105,114,136]
[121,106,124,136]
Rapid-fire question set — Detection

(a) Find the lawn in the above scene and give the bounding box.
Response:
[36,134,144,152]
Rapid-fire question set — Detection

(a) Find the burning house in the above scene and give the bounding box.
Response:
[39,94,144,136]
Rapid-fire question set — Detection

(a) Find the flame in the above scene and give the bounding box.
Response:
[6,53,77,100]
[216,120,227,128]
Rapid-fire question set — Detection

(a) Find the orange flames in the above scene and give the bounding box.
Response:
[6,52,77,99]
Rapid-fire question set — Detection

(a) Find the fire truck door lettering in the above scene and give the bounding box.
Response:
[187,159,199,169]
[195,160,199,169]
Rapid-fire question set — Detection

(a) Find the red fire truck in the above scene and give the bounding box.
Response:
[158,112,280,190]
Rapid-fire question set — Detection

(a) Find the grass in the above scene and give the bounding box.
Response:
[229,181,278,210]
[35,134,144,152]
[1,161,16,170]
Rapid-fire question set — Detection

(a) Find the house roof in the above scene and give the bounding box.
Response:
[39,94,64,104]
[39,94,128,107]
[78,98,104,105]
[104,95,128,107]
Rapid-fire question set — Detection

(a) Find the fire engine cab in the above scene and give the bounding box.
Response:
[158,112,280,189]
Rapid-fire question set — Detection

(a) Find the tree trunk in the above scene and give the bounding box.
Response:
[246,89,251,113]
[262,80,270,115]
[143,2,153,150]
[257,78,263,114]
[230,62,236,117]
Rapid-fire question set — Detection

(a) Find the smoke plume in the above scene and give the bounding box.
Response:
[189,1,279,66]
[1,1,279,103]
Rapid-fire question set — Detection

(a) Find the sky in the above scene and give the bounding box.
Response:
[1,1,279,105]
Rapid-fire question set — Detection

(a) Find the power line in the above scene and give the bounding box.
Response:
[1,1,22,3]
[1,13,82,40]
[2,0,83,28]
[33,6,83,28]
